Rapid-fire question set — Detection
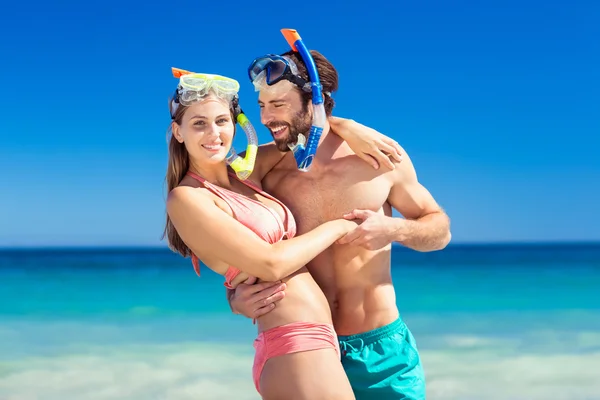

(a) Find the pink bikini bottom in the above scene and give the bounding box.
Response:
[252,321,340,394]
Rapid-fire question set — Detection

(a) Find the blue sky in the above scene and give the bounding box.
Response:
[0,0,598,247]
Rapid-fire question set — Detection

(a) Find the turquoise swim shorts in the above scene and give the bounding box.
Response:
[338,317,426,399]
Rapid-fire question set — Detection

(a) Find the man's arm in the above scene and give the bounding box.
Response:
[386,149,451,251]
[339,146,451,252]
[226,277,287,319]
[226,288,237,313]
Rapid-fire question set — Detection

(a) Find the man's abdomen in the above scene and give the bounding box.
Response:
[309,245,400,336]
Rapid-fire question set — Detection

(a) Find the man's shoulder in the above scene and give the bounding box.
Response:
[257,141,278,153]
[248,142,290,182]
[258,142,289,168]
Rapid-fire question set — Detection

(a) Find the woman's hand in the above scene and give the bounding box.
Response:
[329,117,403,170]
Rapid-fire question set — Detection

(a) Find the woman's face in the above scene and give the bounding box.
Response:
[172,96,235,165]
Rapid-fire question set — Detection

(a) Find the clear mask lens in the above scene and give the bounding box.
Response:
[177,74,240,106]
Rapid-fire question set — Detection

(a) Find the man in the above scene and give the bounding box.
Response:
[230,49,451,399]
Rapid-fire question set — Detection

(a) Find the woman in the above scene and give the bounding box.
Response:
[164,71,397,399]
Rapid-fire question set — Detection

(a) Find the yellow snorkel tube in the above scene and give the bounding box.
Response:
[227,110,258,180]
[171,67,259,180]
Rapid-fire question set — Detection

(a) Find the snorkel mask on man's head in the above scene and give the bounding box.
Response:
[169,68,258,180]
[248,29,326,172]
[249,54,311,94]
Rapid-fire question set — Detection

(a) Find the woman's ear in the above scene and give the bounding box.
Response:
[172,122,184,143]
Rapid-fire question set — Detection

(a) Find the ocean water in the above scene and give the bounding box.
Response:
[1,244,599,400]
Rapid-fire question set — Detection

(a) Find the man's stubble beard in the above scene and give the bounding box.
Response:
[274,108,312,152]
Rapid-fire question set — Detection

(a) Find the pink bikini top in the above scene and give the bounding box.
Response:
[187,171,297,288]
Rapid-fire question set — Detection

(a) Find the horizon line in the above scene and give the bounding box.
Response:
[0,240,599,251]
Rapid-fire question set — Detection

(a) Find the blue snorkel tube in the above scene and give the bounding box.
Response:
[281,29,325,172]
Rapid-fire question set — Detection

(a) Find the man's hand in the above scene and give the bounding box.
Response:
[230,276,287,319]
[337,209,398,250]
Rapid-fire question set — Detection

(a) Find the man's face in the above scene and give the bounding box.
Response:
[257,80,312,152]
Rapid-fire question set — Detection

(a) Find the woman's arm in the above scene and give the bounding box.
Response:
[241,116,406,184]
[329,116,404,170]
[167,186,356,281]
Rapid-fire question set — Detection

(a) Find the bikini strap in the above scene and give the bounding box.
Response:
[186,171,206,183]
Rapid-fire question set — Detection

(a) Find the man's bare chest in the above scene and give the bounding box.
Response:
[263,161,392,233]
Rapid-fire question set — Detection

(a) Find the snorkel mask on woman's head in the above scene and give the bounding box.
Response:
[247,29,325,172]
[169,68,258,180]
[170,69,240,118]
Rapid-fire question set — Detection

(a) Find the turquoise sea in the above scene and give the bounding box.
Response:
[1,243,599,400]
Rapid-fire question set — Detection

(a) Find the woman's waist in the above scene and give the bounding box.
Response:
[256,270,332,332]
